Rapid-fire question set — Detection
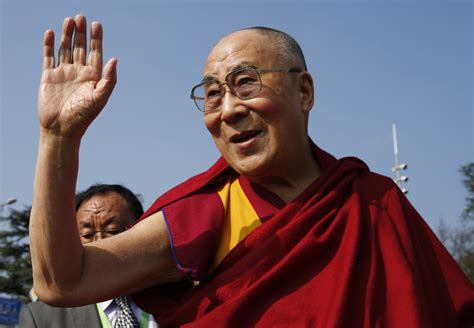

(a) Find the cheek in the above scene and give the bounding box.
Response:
[245,96,277,115]
[204,113,221,138]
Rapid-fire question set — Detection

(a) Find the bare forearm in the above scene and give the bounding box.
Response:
[30,129,84,300]
[31,15,116,295]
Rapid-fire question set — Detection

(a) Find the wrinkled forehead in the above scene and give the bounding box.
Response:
[203,30,280,79]
[76,193,131,225]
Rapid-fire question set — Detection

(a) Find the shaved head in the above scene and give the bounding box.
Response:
[218,27,307,71]
[203,26,315,186]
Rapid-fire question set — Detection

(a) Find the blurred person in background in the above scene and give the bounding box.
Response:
[21,184,157,328]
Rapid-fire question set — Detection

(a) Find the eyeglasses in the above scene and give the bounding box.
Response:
[79,228,126,242]
[190,65,302,112]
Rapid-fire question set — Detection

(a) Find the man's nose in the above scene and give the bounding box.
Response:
[220,88,249,123]
[93,232,104,241]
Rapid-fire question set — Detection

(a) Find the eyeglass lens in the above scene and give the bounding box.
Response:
[193,67,262,112]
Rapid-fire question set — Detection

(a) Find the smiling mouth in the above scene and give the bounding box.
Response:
[230,130,262,144]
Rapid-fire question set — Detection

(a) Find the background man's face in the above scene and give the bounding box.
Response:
[203,30,310,180]
[76,192,135,244]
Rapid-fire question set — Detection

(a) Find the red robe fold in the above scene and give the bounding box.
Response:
[131,144,474,327]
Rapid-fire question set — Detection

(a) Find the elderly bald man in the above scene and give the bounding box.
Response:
[30,14,473,327]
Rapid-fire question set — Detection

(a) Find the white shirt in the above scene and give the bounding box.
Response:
[99,299,158,328]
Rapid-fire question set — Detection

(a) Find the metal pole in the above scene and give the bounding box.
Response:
[392,124,401,187]
[392,124,409,194]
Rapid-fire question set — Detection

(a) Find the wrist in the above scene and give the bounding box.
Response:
[39,128,82,151]
[39,127,81,147]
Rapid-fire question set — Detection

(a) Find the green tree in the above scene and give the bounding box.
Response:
[456,163,474,280]
[0,207,32,302]
[459,163,474,222]
[439,163,474,281]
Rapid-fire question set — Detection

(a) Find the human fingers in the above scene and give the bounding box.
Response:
[58,17,75,65]
[42,30,55,70]
[73,14,87,65]
[88,21,103,72]
[94,58,117,102]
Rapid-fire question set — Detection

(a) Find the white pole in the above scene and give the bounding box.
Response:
[391,124,408,193]
[392,124,401,186]
[392,124,398,156]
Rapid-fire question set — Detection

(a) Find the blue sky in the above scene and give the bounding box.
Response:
[0,0,472,233]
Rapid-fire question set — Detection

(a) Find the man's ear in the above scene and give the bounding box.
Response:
[299,71,315,113]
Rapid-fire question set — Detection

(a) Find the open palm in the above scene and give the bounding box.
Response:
[38,15,116,138]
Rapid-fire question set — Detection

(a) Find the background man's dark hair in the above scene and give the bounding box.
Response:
[75,184,144,221]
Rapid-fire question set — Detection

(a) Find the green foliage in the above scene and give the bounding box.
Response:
[0,207,32,302]
[439,162,474,282]
[441,222,474,281]
[456,163,474,280]
[459,163,474,222]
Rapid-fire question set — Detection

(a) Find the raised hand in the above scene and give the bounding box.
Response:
[38,15,117,139]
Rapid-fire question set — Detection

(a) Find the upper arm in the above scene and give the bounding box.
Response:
[44,210,184,306]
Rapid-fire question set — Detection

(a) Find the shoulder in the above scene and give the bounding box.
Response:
[21,301,92,315]
[346,170,423,233]
[140,157,232,218]
[342,169,414,223]
[20,301,99,327]
[350,170,398,201]
[19,301,71,327]
[21,301,64,313]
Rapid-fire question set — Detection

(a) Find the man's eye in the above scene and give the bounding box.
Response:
[206,88,221,99]
[105,230,122,237]
[80,233,94,240]
[235,76,257,87]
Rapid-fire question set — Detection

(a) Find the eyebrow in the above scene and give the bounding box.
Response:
[201,62,254,83]
[79,221,92,228]
[78,215,118,227]
[201,75,218,83]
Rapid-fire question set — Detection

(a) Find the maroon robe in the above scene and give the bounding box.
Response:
[132,144,474,327]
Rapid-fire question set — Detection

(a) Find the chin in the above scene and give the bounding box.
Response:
[228,155,272,179]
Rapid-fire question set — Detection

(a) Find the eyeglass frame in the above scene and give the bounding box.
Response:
[190,65,303,112]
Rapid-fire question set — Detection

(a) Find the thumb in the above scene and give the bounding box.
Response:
[95,58,117,102]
